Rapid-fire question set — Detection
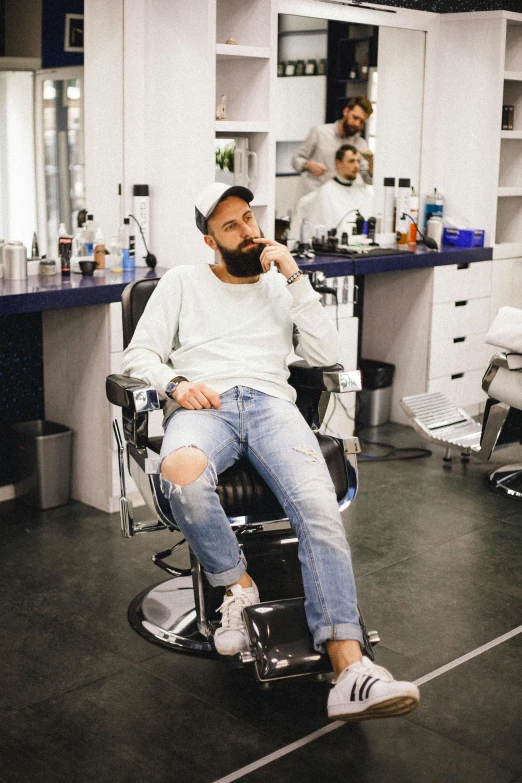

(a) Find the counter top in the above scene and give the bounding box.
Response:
[0,245,493,316]
[0,266,165,316]
[297,244,493,278]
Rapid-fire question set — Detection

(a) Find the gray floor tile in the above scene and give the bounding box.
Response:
[0,667,282,783]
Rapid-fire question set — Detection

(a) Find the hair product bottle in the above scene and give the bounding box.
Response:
[424,188,444,231]
[382,177,395,234]
[409,187,419,246]
[133,184,150,267]
[396,178,411,246]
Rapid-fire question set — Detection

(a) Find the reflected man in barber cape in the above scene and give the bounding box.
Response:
[292,96,374,202]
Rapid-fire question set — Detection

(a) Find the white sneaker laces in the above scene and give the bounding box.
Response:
[217,592,252,630]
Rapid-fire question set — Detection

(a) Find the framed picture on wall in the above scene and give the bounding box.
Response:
[64,14,84,53]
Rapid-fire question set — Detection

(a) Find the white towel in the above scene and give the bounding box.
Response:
[486,306,522,358]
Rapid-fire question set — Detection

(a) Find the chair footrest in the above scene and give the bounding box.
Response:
[243,598,332,681]
[401,392,483,451]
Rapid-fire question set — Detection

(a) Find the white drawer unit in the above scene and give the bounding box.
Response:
[432,261,492,304]
[428,368,487,409]
[428,332,493,379]
[431,297,491,341]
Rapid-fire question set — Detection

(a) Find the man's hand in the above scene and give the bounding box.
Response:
[361,149,374,176]
[252,238,301,280]
[305,160,328,178]
[173,381,221,410]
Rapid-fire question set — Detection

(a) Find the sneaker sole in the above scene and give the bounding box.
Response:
[329,694,419,722]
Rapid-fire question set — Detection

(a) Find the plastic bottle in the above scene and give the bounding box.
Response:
[84,213,95,256]
[424,188,444,230]
[382,177,395,233]
[120,217,135,270]
[396,178,411,246]
[408,187,419,245]
[94,227,106,270]
[133,184,150,267]
[58,224,72,276]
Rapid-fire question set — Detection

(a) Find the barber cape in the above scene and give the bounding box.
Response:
[291,176,374,238]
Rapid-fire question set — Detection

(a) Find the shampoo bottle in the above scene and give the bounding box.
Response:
[133,184,150,267]
[396,178,411,246]
[409,187,419,245]
[424,188,444,230]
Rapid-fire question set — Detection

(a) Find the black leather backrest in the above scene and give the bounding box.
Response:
[121,278,159,348]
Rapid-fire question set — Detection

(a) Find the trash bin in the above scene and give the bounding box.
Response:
[358,359,395,428]
[10,420,73,509]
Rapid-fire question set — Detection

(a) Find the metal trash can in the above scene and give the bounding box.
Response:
[358,359,395,428]
[10,420,73,509]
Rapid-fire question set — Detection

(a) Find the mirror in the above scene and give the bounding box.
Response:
[0,64,84,262]
[35,66,85,257]
[0,69,37,253]
[275,14,426,246]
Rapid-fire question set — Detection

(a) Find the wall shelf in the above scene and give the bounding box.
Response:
[504,70,522,81]
[216,44,270,60]
[501,130,522,138]
[493,241,522,259]
[498,186,522,196]
[215,121,269,133]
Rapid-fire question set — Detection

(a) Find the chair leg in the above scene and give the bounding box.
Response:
[127,577,215,654]
[484,462,522,500]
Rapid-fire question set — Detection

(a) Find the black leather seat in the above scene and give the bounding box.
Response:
[106,276,376,682]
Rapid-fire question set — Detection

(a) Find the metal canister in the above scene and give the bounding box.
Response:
[4,241,27,280]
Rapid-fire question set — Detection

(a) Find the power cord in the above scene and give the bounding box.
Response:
[400,213,438,250]
[128,214,157,268]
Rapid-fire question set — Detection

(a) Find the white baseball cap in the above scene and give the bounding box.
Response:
[195,182,254,234]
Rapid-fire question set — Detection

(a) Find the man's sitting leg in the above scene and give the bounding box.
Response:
[160,439,259,656]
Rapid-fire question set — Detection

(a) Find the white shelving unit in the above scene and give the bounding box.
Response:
[214,0,275,229]
[497,18,522,251]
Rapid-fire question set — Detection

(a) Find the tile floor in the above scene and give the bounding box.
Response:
[0,424,521,783]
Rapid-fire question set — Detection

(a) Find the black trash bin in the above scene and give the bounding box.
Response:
[10,420,73,509]
[358,359,395,427]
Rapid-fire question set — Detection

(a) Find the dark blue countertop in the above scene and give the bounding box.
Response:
[0,245,493,316]
[298,244,492,278]
[0,266,164,316]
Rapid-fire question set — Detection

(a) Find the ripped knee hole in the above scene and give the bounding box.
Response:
[161,446,208,486]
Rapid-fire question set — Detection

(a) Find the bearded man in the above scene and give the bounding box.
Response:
[121,182,419,722]
[292,96,374,201]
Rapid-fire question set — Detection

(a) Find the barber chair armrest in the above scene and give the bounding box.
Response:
[106,374,161,412]
[288,361,362,393]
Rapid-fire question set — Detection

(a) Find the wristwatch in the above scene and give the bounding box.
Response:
[165,376,188,399]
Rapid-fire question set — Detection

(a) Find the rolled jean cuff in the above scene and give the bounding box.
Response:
[314,622,364,652]
[204,552,248,587]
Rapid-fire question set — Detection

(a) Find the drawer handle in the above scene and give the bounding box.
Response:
[453,336,466,343]
[455,300,468,307]
[457,263,470,270]
[451,372,464,380]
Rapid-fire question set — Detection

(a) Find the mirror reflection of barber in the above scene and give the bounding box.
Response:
[292,96,374,202]
[291,144,374,239]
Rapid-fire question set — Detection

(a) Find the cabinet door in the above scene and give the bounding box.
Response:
[432,261,492,304]
[431,297,491,341]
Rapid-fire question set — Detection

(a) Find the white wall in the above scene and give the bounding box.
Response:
[373,26,426,222]
[85,0,216,268]
[84,0,124,248]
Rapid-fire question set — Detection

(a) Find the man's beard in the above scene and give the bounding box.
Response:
[215,236,265,278]
[342,119,359,137]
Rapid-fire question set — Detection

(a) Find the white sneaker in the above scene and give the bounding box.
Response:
[213,582,259,656]
[327,656,420,721]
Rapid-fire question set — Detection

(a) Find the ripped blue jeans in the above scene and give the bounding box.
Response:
[159,386,362,650]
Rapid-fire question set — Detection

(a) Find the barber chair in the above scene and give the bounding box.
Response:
[401,342,522,500]
[106,277,379,685]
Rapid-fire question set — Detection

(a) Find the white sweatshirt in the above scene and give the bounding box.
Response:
[121,263,340,420]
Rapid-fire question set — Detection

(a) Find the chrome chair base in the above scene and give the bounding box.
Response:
[128,577,215,655]
[484,462,522,500]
